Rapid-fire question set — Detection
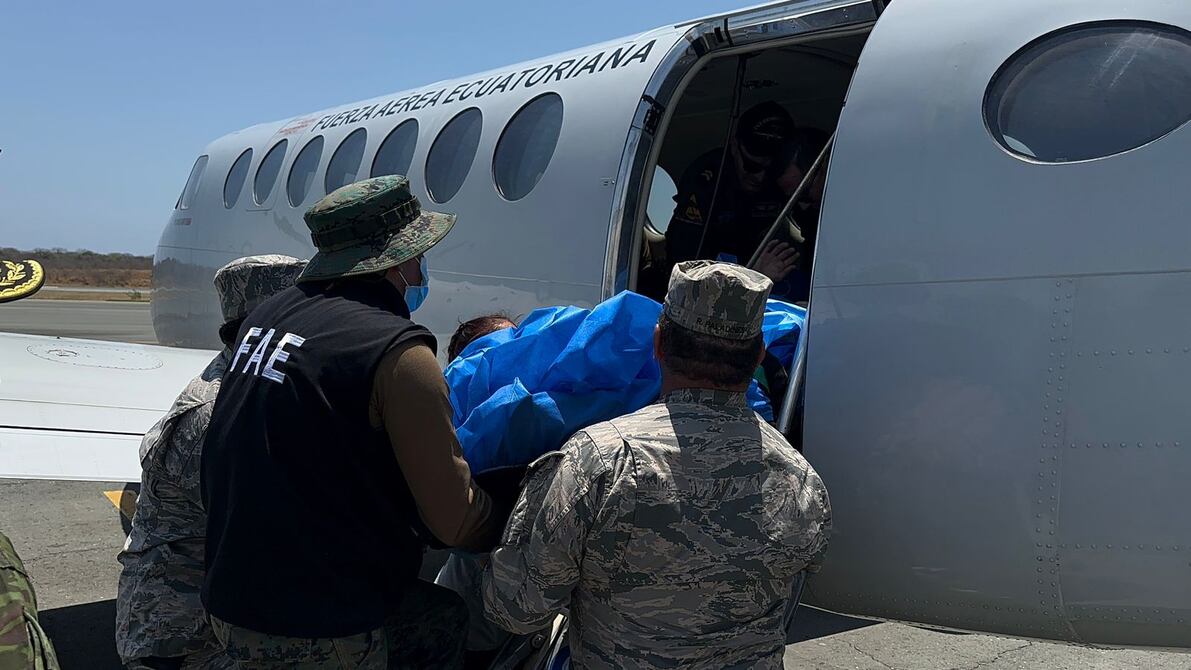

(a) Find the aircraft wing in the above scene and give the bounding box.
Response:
[0,332,215,482]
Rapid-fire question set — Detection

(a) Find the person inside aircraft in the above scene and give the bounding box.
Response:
[447,313,517,361]
[663,101,796,280]
[766,127,830,304]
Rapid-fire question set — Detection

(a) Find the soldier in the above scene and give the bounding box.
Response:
[483,260,832,669]
[1,530,60,669]
[200,176,501,668]
[115,254,306,670]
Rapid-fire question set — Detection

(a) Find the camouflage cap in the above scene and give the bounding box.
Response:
[298,175,456,283]
[664,260,772,340]
[213,254,306,323]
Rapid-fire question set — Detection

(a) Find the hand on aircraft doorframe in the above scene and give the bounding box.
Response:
[754,240,800,283]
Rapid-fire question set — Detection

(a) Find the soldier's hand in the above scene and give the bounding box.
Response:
[755,240,800,283]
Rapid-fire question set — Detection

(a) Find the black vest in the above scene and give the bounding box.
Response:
[201,280,432,637]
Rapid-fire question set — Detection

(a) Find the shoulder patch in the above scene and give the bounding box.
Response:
[0,260,46,303]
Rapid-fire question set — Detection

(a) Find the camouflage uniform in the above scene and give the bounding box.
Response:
[0,531,59,670]
[483,261,832,669]
[116,255,305,669]
[210,579,467,669]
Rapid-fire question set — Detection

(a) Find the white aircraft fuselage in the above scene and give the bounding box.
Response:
[148,0,1191,650]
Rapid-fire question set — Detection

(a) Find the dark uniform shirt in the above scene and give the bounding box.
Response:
[202,280,494,638]
[665,149,788,269]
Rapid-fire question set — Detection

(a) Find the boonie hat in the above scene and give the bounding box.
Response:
[664,260,772,340]
[298,175,456,283]
[213,254,306,323]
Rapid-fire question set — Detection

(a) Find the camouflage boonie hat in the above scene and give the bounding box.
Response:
[213,254,306,323]
[298,175,456,283]
[664,260,772,340]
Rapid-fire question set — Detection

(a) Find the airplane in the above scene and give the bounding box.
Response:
[1,0,1189,651]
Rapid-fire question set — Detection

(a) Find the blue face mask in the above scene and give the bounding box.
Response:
[400,256,430,313]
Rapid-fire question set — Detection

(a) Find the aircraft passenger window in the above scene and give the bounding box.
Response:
[223,148,253,209]
[986,22,1191,163]
[426,108,482,203]
[372,120,419,179]
[644,166,678,235]
[287,136,325,207]
[178,155,208,210]
[325,128,368,193]
[493,93,563,201]
[254,139,288,205]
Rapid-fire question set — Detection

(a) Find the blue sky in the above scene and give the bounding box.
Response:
[0,1,745,254]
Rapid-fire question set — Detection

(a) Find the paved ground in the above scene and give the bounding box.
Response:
[2,302,1188,668]
[3,479,1187,669]
[41,286,151,294]
[0,299,156,344]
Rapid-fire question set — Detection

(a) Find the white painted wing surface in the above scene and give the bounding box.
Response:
[0,333,215,481]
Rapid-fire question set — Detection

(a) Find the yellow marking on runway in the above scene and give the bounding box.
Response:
[104,489,137,520]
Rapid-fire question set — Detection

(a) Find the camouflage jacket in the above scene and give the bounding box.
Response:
[115,351,229,663]
[0,532,59,670]
[483,389,832,669]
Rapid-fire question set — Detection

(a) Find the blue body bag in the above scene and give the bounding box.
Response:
[445,291,805,474]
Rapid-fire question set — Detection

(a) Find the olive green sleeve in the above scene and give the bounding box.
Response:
[371,341,500,552]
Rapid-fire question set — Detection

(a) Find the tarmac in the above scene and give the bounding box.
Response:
[1,301,1188,668]
[0,298,157,344]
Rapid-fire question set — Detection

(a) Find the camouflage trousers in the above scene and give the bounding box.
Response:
[0,532,59,670]
[210,581,467,669]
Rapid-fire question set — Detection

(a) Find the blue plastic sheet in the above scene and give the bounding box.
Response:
[445,291,805,474]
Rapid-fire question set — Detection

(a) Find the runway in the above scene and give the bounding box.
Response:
[0,298,157,344]
[3,478,1186,669]
[1,302,1188,668]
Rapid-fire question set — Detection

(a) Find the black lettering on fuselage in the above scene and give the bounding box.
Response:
[600,45,632,72]
[547,59,575,83]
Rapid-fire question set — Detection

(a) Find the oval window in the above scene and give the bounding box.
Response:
[223,148,253,209]
[426,108,482,203]
[493,93,564,200]
[287,136,325,207]
[254,140,288,205]
[986,21,1191,163]
[645,165,678,235]
[178,155,208,210]
[372,120,419,179]
[325,128,368,193]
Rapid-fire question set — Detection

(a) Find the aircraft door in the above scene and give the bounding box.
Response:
[803,0,1191,646]
[605,0,881,299]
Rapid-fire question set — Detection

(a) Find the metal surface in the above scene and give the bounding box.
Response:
[153,28,686,352]
[776,313,809,435]
[802,0,1191,647]
[0,332,213,480]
